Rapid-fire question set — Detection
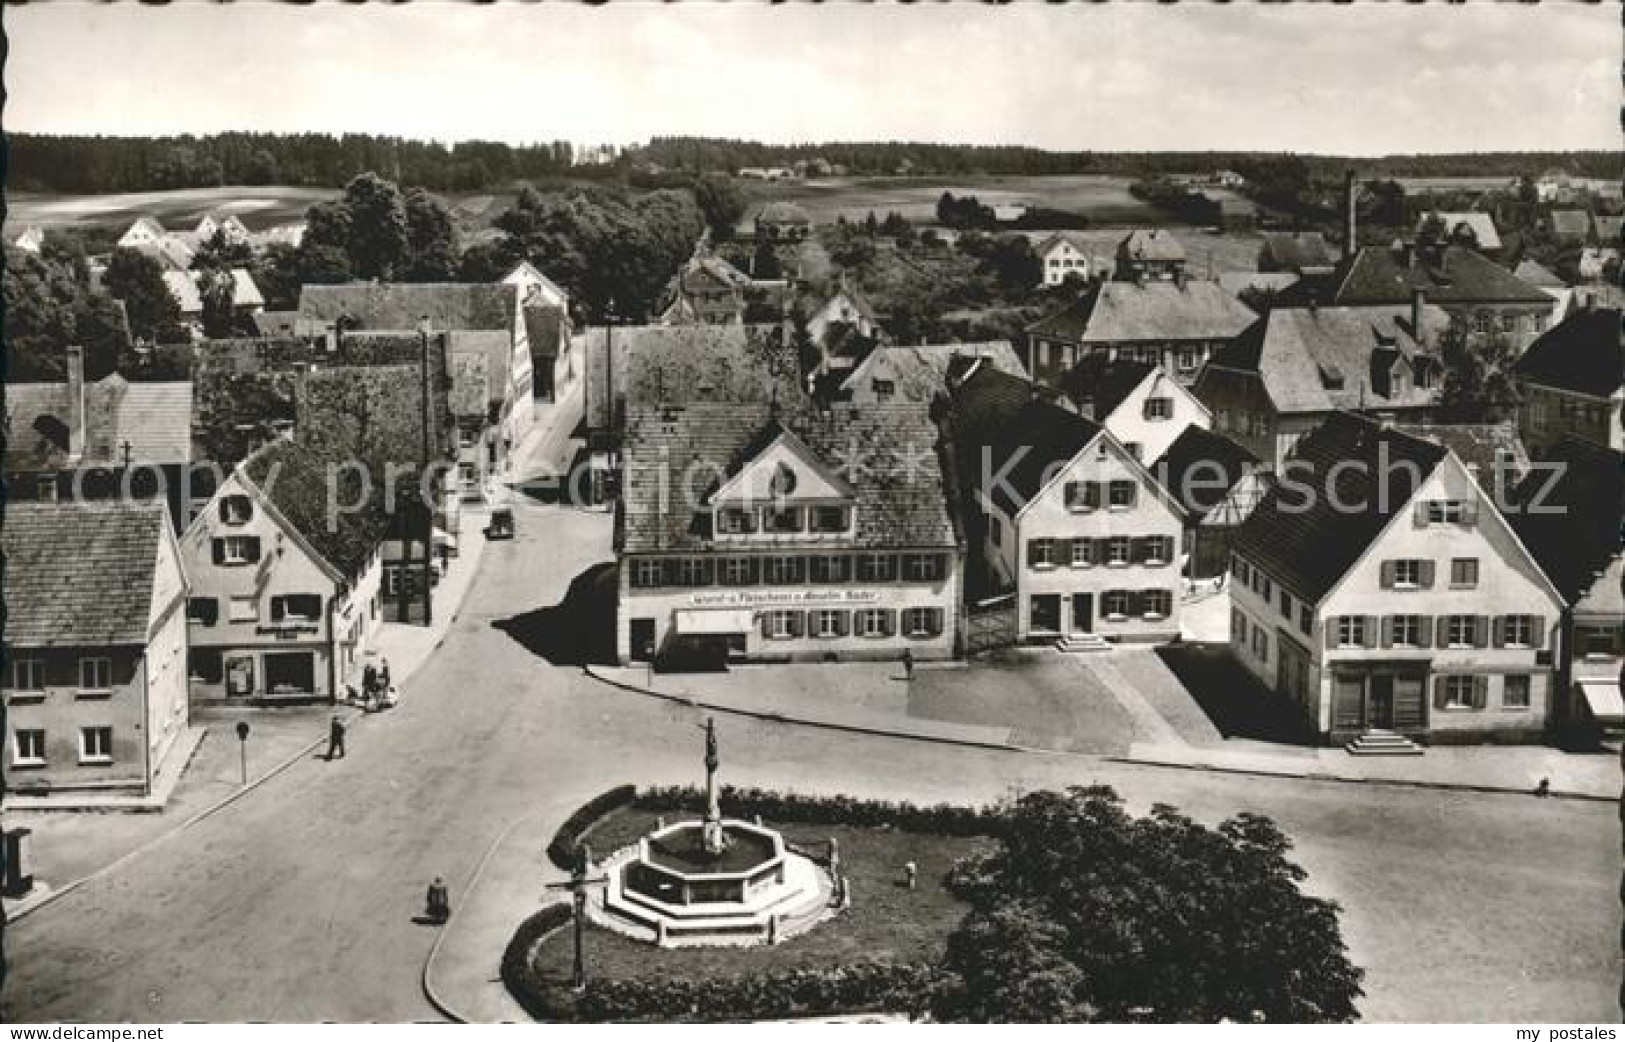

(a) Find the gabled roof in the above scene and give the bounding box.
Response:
[1027,280,1257,344]
[122,217,166,240]
[1330,243,1552,306]
[297,283,519,333]
[241,437,390,583]
[1508,437,1624,604]
[1259,232,1336,273]
[840,341,1025,402]
[1208,303,1447,415]
[1118,229,1186,263]
[133,237,195,272]
[756,201,812,225]
[3,500,171,646]
[1233,412,1448,602]
[1549,210,1591,239]
[1217,271,1300,300]
[448,330,512,409]
[619,400,955,554]
[1512,306,1624,398]
[949,366,1102,517]
[1153,425,1261,522]
[1035,232,1097,259]
[1416,212,1502,252]
[449,349,491,417]
[523,303,567,359]
[163,270,204,313]
[1064,359,1156,422]
[502,260,570,303]
[818,282,881,324]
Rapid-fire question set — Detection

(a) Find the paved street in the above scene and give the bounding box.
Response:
[4,433,1619,1022]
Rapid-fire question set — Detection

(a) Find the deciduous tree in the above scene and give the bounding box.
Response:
[102,247,185,345]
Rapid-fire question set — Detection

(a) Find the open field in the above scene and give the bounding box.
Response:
[741,174,1166,228]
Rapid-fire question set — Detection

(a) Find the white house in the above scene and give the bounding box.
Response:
[1035,233,1105,287]
[1230,412,1564,747]
[952,366,1185,644]
[1074,360,1211,465]
[118,217,167,250]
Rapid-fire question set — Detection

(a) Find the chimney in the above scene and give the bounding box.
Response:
[1343,169,1357,261]
[1410,288,1426,342]
[65,345,87,462]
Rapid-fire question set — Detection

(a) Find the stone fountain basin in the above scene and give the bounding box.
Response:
[642,822,779,876]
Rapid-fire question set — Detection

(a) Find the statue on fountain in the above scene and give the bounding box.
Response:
[701,716,728,856]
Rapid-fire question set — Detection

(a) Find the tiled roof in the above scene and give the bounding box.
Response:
[4,376,194,468]
[1416,212,1502,252]
[1027,280,1257,344]
[1064,359,1155,422]
[1513,259,1565,289]
[1508,437,1624,604]
[1330,244,1552,306]
[242,437,393,582]
[1594,215,1625,243]
[524,303,566,360]
[1391,422,1529,489]
[163,270,204,313]
[949,365,1101,517]
[1217,272,1301,299]
[448,330,511,407]
[297,283,519,334]
[1512,306,1624,397]
[756,201,812,226]
[585,323,803,430]
[1152,425,1260,522]
[619,399,956,554]
[132,238,196,272]
[1209,303,1448,415]
[1549,210,1591,239]
[2,500,169,646]
[1233,412,1447,602]
[252,310,302,337]
[449,350,491,417]
[840,341,1025,402]
[1118,229,1186,263]
[1259,232,1336,273]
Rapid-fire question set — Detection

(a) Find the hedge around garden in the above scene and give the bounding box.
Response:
[504,784,1001,1022]
[545,784,637,870]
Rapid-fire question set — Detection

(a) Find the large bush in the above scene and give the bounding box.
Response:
[500,904,575,1021]
[933,785,1364,1023]
[632,785,1001,838]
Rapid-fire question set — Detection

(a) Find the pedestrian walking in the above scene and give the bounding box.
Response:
[362,662,378,702]
[1535,777,1551,798]
[425,877,451,924]
[379,658,392,692]
[901,648,915,682]
[327,714,346,760]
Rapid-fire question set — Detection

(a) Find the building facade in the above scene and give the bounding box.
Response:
[1513,304,1624,456]
[4,502,191,799]
[1230,413,1563,745]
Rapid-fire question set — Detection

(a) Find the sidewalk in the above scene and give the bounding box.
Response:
[2,725,207,813]
[4,496,496,923]
[584,656,1620,801]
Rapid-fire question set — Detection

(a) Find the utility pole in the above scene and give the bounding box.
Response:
[543,845,608,990]
[418,321,434,627]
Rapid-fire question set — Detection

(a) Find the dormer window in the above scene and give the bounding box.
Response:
[809,506,851,533]
[220,495,254,525]
[1318,363,1345,391]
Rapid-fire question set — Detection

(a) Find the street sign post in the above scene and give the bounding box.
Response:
[235,721,251,785]
[542,845,609,989]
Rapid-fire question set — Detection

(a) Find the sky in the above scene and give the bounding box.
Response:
[5,3,1619,155]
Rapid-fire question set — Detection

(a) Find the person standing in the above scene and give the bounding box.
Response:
[327,714,347,760]
[902,648,915,682]
[379,658,392,692]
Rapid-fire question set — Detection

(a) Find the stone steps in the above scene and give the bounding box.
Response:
[1055,634,1113,654]
[1345,730,1425,756]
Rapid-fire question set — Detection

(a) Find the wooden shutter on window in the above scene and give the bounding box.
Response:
[1096,538,1113,563]
[834,611,850,637]
[1130,537,1148,564]
[929,607,945,635]
[1461,501,1479,525]
[787,611,805,638]
[244,537,261,563]
[1432,676,1449,709]
[1027,540,1043,567]
[1413,503,1430,527]
[1065,482,1081,507]
[1472,675,1489,709]
[1418,560,1436,588]
[1363,616,1380,648]
[1380,616,1394,648]
[880,610,896,637]
[1531,616,1546,648]
[1490,616,1506,648]
[1325,618,1340,650]
[270,597,286,621]
[1473,615,1490,648]
[212,539,225,565]
[1084,482,1103,508]
[1417,615,1433,648]
[1379,561,1396,589]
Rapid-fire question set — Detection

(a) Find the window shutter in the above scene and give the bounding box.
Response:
[1084,482,1103,508]
[1096,538,1113,564]
[1364,616,1380,648]
[243,537,261,563]
[212,539,225,565]
[1490,616,1505,648]
[271,597,285,621]
[788,611,805,638]
[1064,482,1080,508]
[1418,560,1435,588]
[219,498,230,522]
[930,608,945,636]
[835,611,850,638]
[1432,676,1449,709]
[760,613,773,639]
[1462,501,1479,525]
[1435,615,1451,645]
[1418,615,1433,649]
[1026,540,1041,567]
[1473,615,1490,648]
[1325,619,1339,650]
[1163,536,1176,563]
[1472,675,1488,709]
[1413,503,1429,527]
[1379,561,1396,589]
[1130,537,1147,564]
[1381,616,1394,648]
[1531,617,1546,648]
